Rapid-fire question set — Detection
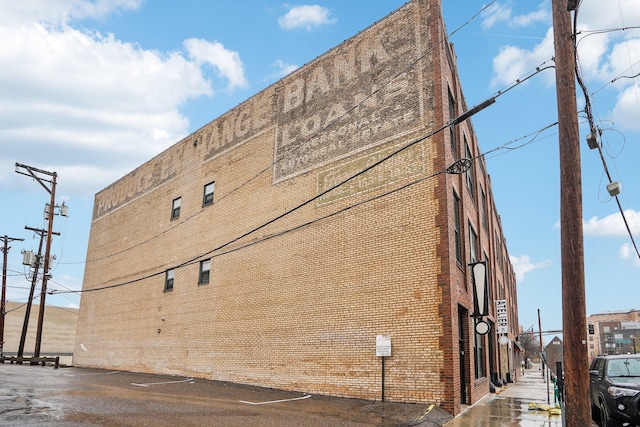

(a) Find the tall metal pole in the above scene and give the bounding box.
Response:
[1,236,25,356]
[552,1,590,425]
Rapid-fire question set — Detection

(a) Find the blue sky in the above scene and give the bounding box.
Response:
[0,0,638,339]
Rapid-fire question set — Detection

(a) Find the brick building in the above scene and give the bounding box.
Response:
[74,0,518,415]
[587,309,640,360]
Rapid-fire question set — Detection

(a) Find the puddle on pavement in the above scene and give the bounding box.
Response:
[444,396,562,426]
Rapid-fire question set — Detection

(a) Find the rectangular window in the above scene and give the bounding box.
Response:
[165,269,175,291]
[199,259,211,284]
[171,197,181,220]
[484,251,491,301]
[465,140,475,200]
[481,188,488,232]
[453,191,462,264]
[203,181,215,206]
[448,90,457,157]
[474,320,486,379]
[495,231,503,270]
[469,221,478,263]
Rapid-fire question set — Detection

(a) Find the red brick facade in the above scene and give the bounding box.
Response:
[74,0,518,415]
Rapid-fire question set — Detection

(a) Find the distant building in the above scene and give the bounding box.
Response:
[587,309,640,359]
[1,302,78,356]
[73,0,519,416]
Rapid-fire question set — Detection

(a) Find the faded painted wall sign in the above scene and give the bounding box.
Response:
[199,89,274,162]
[93,4,428,219]
[317,142,425,204]
[93,145,185,220]
[274,5,424,182]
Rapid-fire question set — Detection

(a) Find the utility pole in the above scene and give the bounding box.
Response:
[538,309,544,378]
[1,235,25,356]
[18,227,58,358]
[15,163,58,359]
[551,1,590,426]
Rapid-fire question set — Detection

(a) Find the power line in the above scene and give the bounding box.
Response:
[573,2,640,261]
[69,1,498,267]
[55,66,555,297]
[54,54,556,296]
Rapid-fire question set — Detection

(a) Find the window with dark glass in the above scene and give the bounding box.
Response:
[465,140,475,200]
[165,269,175,291]
[469,221,478,263]
[448,89,457,157]
[171,197,181,220]
[474,321,486,379]
[453,191,462,264]
[199,259,211,284]
[481,188,488,231]
[203,182,215,206]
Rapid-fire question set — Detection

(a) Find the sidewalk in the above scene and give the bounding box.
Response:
[442,369,563,426]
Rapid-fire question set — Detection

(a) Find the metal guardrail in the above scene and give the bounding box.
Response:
[0,355,60,368]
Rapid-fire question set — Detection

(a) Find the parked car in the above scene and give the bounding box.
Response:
[589,353,640,427]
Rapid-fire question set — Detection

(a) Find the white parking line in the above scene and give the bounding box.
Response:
[65,371,120,377]
[239,394,311,405]
[131,377,194,387]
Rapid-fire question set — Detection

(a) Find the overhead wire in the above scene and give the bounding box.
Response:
[71,1,497,267]
[52,60,556,296]
[572,1,640,260]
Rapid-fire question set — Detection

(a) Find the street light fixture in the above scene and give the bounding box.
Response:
[470,261,489,335]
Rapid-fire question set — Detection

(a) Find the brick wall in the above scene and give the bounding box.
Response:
[74,0,517,415]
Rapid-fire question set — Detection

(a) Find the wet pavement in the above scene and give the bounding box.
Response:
[1,363,597,426]
[444,369,565,427]
[0,363,452,426]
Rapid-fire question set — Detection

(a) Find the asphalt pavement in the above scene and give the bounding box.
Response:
[0,362,452,426]
[1,363,598,426]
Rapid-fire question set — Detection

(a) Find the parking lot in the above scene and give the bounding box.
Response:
[0,363,449,426]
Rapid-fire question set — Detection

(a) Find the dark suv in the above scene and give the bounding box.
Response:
[590,354,640,427]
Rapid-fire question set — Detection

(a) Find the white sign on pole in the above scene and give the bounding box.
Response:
[376,335,391,357]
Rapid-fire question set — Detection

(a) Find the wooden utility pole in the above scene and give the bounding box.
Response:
[15,163,58,359]
[538,309,544,378]
[18,227,58,358]
[551,1,590,425]
[1,235,25,356]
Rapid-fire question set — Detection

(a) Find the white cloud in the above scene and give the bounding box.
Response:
[0,0,142,26]
[272,59,299,78]
[583,209,640,237]
[576,0,640,31]
[618,243,640,266]
[510,255,553,282]
[0,1,247,198]
[488,1,640,131]
[482,1,549,30]
[482,3,511,30]
[184,38,248,90]
[490,27,555,88]
[279,5,336,31]
[610,84,640,132]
